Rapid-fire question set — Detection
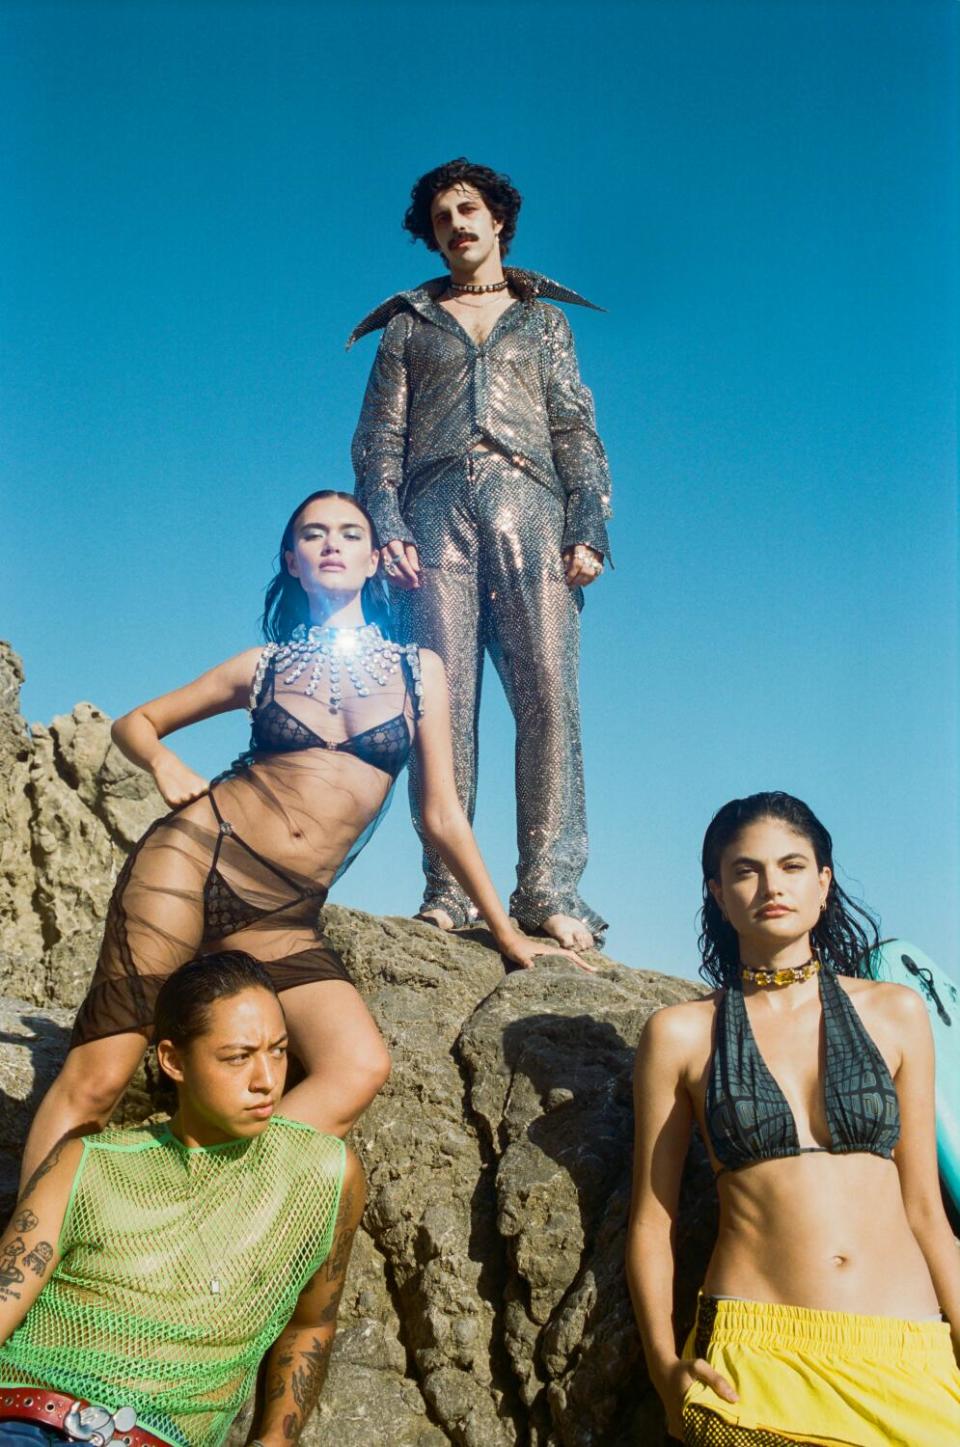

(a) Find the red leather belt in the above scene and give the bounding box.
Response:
[0,1388,167,1447]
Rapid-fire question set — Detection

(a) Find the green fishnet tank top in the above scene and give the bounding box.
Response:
[0,1118,345,1447]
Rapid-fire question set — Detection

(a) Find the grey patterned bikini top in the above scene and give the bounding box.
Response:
[705,966,901,1175]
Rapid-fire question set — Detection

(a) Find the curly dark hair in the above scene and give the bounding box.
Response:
[403,157,522,258]
[698,791,881,988]
[260,490,392,643]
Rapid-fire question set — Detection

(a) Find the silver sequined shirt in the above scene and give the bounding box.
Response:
[351,285,613,561]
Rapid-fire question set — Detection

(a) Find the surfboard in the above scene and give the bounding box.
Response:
[871,939,960,1217]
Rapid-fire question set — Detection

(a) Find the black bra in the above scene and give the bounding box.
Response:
[239,646,419,781]
[251,698,413,779]
[705,966,901,1175]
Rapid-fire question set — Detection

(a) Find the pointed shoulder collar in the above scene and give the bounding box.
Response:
[345,268,604,348]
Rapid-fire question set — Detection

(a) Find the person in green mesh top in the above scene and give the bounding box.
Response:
[0,953,362,1447]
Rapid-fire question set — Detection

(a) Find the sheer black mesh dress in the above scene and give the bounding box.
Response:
[71,627,423,1045]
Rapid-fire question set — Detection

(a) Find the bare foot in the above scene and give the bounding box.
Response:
[540,914,594,951]
[416,908,456,931]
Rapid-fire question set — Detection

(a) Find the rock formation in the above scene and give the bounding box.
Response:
[0,643,716,1445]
[0,642,164,1010]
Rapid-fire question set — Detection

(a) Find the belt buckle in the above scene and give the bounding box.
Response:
[64,1400,137,1446]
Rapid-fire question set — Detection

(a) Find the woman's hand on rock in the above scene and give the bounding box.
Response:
[151,750,210,808]
[498,930,598,974]
[657,1357,738,1440]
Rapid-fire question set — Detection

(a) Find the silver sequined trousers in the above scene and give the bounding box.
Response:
[395,450,606,937]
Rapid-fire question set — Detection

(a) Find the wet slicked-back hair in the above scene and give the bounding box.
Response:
[260,490,391,642]
[154,952,278,1058]
[698,791,881,988]
[403,158,522,258]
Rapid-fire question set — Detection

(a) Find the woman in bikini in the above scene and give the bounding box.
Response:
[627,791,960,1447]
[20,490,587,1185]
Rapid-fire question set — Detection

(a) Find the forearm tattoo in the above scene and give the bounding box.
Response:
[0,1143,66,1305]
[23,1242,53,1276]
[266,1343,294,1404]
[0,1231,55,1303]
[282,1336,333,1442]
[260,1184,359,1441]
[323,1185,358,1286]
[16,1140,66,1210]
[0,1237,25,1303]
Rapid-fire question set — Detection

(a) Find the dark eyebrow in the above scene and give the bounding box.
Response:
[730,852,810,867]
[218,1033,289,1051]
[298,519,363,533]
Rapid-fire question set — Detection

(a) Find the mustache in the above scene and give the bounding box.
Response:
[449,231,479,246]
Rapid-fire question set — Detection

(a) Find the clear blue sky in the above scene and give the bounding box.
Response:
[2,0,957,981]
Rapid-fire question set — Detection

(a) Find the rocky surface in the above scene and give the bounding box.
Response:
[0,643,164,1009]
[0,643,717,1445]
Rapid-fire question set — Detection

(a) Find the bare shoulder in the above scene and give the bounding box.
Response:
[636,993,719,1066]
[226,645,273,697]
[204,645,268,689]
[838,975,928,1025]
[341,1144,365,1193]
[836,976,931,1062]
[417,648,448,688]
[237,643,271,671]
[336,1147,366,1227]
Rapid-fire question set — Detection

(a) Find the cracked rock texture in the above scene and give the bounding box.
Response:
[0,643,717,1445]
[0,642,164,1009]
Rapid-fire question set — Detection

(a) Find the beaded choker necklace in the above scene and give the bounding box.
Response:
[448,278,509,295]
[281,623,405,714]
[250,623,409,716]
[740,955,821,989]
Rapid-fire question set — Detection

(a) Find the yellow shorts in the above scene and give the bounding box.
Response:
[681,1294,960,1447]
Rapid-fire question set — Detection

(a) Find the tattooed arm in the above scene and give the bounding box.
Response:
[0,1137,84,1343]
[253,1148,365,1446]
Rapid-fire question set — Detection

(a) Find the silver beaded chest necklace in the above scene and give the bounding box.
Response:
[249,623,417,717]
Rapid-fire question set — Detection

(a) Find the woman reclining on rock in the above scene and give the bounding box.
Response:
[627,790,960,1446]
[20,490,588,1187]
[0,953,362,1447]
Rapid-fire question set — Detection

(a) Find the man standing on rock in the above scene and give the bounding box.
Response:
[350,158,612,951]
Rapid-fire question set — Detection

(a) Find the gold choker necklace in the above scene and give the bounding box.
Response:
[740,956,821,988]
